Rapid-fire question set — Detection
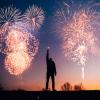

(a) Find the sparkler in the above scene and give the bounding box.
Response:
[55,1,100,80]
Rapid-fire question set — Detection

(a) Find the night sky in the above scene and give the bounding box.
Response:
[0,0,100,91]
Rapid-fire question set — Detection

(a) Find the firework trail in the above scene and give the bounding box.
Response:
[81,67,84,80]
[0,5,44,76]
[55,1,100,80]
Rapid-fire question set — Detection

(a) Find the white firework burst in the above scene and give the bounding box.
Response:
[0,6,23,27]
[24,5,45,32]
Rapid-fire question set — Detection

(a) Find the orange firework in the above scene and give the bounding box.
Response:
[6,28,28,52]
[4,27,39,76]
[5,51,31,76]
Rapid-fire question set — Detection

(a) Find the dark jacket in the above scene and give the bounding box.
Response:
[46,50,56,75]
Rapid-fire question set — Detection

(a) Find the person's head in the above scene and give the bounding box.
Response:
[50,58,53,61]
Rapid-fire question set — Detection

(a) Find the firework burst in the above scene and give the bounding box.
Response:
[0,6,23,54]
[55,1,100,79]
[5,51,31,76]
[0,5,42,76]
[0,6,23,27]
[24,5,44,32]
[4,26,39,76]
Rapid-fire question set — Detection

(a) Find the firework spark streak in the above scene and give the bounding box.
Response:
[55,1,100,80]
[0,5,44,76]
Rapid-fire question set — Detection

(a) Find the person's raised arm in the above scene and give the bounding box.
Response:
[46,47,50,63]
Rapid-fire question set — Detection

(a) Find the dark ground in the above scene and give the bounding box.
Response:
[0,91,100,100]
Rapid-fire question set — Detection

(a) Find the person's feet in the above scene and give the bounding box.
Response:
[43,88,56,91]
[53,89,57,91]
[43,88,51,91]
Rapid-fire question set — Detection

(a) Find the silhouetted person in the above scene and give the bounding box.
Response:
[46,47,56,91]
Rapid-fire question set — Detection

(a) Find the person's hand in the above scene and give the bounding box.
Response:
[47,46,50,50]
[47,46,50,52]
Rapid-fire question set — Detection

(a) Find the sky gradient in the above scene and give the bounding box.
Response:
[0,0,100,91]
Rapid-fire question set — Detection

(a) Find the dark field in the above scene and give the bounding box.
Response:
[0,91,100,99]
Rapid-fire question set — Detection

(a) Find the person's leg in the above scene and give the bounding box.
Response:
[51,75,55,91]
[46,73,50,90]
